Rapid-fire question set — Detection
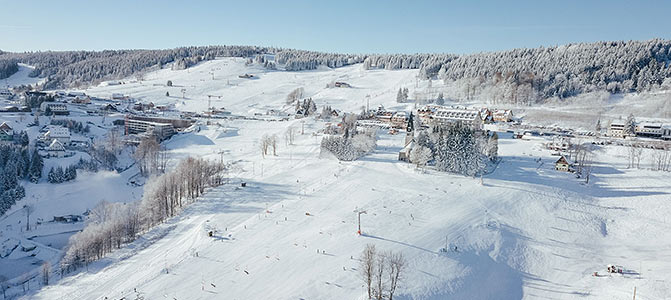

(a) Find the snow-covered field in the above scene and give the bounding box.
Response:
[1,58,670,299]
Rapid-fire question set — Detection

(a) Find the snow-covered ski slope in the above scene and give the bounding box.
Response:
[30,58,671,299]
[78,57,418,115]
[76,57,671,130]
[1,63,46,88]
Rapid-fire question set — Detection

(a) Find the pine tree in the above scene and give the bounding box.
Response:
[48,167,56,183]
[407,113,414,133]
[2,163,18,191]
[624,113,636,136]
[436,92,445,105]
[29,150,43,183]
[396,88,405,103]
[17,131,29,147]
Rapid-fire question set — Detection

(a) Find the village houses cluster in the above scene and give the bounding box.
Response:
[607,120,671,140]
[353,104,513,133]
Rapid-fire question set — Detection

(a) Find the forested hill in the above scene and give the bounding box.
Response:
[432,39,671,102]
[0,50,19,80]
[2,39,671,101]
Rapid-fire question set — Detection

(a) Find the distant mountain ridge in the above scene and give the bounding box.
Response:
[1,39,670,102]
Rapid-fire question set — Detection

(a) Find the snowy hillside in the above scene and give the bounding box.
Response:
[1,57,669,299]
[77,57,671,130]
[1,64,46,88]
[30,121,671,300]
[75,57,418,115]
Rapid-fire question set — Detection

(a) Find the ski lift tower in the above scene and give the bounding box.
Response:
[354,209,367,235]
[207,95,223,111]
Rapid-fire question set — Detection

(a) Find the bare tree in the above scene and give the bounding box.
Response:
[20,273,30,293]
[386,251,406,300]
[106,127,123,154]
[574,143,589,175]
[271,134,278,156]
[359,244,407,300]
[285,126,296,146]
[628,144,643,169]
[61,157,227,271]
[286,87,304,104]
[360,244,376,300]
[158,146,169,173]
[651,146,671,171]
[635,147,643,169]
[374,253,386,300]
[260,134,270,158]
[42,261,51,285]
[134,137,161,175]
[583,152,594,184]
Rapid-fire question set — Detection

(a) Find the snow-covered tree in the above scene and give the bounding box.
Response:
[431,123,489,176]
[487,132,499,162]
[624,113,636,136]
[436,92,445,105]
[28,149,43,183]
[286,87,304,105]
[410,145,432,169]
[321,130,376,161]
[396,88,405,103]
[62,156,226,271]
[406,112,415,133]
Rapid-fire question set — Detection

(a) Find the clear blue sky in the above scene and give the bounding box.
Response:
[2,0,670,54]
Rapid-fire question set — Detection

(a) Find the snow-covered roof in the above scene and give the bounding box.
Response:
[556,156,569,165]
[40,102,68,111]
[0,122,12,131]
[637,122,663,128]
[48,139,65,151]
[433,109,480,121]
[45,126,70,138]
